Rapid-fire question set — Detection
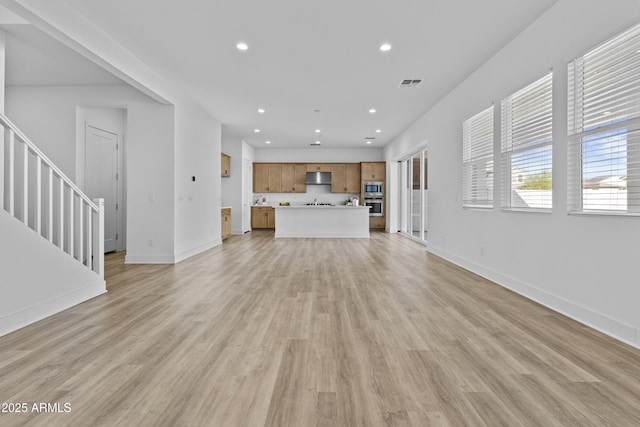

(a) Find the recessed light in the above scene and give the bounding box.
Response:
[315,129,321,133]
[254,129,260,133]
[258,108,265,114]
[236,42,249,51]
[375,129,382,133]
[379,43,392,52]
[265,141,271,144]
[366,141,372,144]
[603,111,612,115]
[369,108,377,114]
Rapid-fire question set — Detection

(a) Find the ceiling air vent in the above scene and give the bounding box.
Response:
[310,142,321,146]
[399,79,422,88]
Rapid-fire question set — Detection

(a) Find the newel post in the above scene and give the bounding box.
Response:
[92,198,105,279]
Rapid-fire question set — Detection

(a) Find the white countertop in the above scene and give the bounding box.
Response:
[221,206,232,209]
[274,205,369,209]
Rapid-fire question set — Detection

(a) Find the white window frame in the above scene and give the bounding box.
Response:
[568,23,640,216]
[462,105,494,208]
[501,72,553,212]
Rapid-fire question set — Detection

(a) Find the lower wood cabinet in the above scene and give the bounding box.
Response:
[221,208,231,240]
[251,206,275,229]
[369,217,385,230]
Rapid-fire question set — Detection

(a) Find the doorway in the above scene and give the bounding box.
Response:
[399,147,428,243]
[85,124,120,253]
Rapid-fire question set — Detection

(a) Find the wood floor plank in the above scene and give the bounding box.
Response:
[1,231,640,426]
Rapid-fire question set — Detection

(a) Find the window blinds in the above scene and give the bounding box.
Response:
[501,72,553,210]
[568,23,640,214]
[462,106,494,208]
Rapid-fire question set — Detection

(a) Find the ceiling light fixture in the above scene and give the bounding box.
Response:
[258,108,265,113]
[369,108,377,114]
[236,42,249,51]
[265,141,271,144]
[254,129,260,133]
[375,129,382,133]
[379,43,392,52]
[366,141,372,144]
[315,129,321,133]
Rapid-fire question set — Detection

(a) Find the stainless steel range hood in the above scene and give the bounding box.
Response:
[306,171,332,185]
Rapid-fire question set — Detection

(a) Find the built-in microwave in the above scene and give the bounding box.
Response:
[363,181,383,197]
[364,198,384,217]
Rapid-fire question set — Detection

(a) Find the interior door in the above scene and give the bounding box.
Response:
[85,124,119,253]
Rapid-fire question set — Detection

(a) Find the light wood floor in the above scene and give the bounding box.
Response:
[2,231,640,426]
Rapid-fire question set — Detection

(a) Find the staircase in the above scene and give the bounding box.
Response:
[1,113,106,336]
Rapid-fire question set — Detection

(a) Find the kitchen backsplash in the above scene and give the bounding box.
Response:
[253,185,359,206]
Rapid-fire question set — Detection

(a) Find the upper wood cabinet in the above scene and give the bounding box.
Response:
[254,163,270,192]
[361,162,385,181]
[331,163,361,193]
[221,153,231,177]
[307,163,332,172]
[281,164,307,193]
[268,164,282,192]
[253,163,282,192]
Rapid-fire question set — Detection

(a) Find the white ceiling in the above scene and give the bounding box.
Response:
[6,0,558,148]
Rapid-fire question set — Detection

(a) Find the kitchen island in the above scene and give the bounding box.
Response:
[274,205,370,238]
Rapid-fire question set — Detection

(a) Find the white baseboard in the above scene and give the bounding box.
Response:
[427,245,640,350]
[124,254,176,264]
[125,239,222,264]
[0,280,107,338]
[174,240,221,263]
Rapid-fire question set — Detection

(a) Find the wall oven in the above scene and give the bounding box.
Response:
[363,181,383,198]
[364,198,384,217]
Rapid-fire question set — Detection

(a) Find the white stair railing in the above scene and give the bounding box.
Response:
[1,114,104,279]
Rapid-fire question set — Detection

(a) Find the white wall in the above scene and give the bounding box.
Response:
[384,0,640,348]
[254,147,384,163]
[0,210,105,336]
[174,102,221,261]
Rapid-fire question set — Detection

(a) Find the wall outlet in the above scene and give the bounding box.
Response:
[148,239,154,247]
[480,246,485,256]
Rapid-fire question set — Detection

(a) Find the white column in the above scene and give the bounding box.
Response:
[0,30,5,209]
[0,29,5,114]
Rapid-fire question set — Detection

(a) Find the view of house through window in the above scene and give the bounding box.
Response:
[501,72,553,210]
[568,23,640,215]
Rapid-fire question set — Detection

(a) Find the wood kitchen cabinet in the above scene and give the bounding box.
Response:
[221,208,231,240]
[221,153,231,177]
[361,162,386,180]
[331,163,361,193]
[251,206,275,229]
[253,163,282,192]
[281,164,307,193]
[369,216,385,230]
[306,163,332,172]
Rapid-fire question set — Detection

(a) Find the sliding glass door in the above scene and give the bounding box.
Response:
[399,148,428,243]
